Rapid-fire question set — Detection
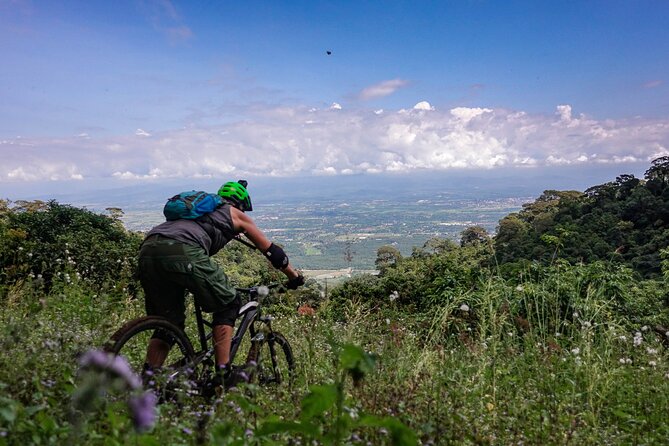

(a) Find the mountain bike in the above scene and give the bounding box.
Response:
[104,283,294,401]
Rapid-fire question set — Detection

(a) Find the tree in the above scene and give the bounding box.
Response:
[645,156,669,195]
[375,245,402,273]
[460,225,490,247]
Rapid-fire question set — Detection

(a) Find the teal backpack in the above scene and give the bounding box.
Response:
[163,190,223,221]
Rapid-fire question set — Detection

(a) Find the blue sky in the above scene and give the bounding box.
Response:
[1,0,668,191]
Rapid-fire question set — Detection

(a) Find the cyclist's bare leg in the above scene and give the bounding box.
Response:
[145,338,171,368]
[213,324,234,366]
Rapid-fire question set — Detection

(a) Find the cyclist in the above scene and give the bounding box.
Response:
[137,180,304,386]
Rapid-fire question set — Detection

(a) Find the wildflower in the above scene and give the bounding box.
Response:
[385,318,391,325]
[641,325,649,332]
[389,291,399,302]
[245,429,254,437]
[646,348,658,355]
[618,335,627,341]
[515,285,524,292]
[182,427,193,435]
[573,312,579,318]
[79,349,141,389]
[633,332,643,347]
[649,361,657,367]
[619,358,632,364]
[128,391,157,432]
[571,347,580,355]
[581,321,592,328]
[459,303,470,312]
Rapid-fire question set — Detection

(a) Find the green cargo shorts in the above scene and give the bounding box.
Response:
[138,235,237,329]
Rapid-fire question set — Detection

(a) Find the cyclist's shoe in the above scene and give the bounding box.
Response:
[201,374,222,399]
[224,366,250,389]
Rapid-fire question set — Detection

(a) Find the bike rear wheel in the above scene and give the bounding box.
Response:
[248,331,295,386]
[104,316,208,402]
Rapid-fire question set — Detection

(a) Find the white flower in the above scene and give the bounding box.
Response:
[619,357,632,364]
[459,303,470,312]
[515,285,524,292]
[618,335,627,341]
[649,361,657,367]
[646,348,658,355]
[385,318,390,325]
[633,332,643,347]
[571,347,580,355]
[573,312,579,318]
[641,325,649,332]
[389,291,399,302]
[582,321,592,328]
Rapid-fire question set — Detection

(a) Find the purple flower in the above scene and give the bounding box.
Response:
[128,391,158,432]
[79,349,141,389]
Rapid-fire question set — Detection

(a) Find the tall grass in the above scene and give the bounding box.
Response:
[1,268,668,445]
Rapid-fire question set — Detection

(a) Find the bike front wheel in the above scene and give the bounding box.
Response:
[104,316,205,401]
[248,331,295,386]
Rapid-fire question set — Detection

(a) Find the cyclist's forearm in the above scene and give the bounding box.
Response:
[281,264,300,279]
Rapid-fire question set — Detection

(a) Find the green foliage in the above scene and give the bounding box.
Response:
[0,200,142,300]
[494,158,669,278]
[330,237,489,314]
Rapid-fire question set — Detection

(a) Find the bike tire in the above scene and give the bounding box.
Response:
[104,316,204,401]
[248,331,295,386]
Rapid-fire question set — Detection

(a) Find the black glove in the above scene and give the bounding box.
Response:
[286,274,305,290]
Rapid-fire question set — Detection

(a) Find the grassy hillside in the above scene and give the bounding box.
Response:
[1,160,669,445]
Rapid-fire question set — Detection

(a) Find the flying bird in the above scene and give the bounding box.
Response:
[326,50,332,55]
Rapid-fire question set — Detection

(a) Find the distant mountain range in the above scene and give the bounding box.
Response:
[1,163,648,213]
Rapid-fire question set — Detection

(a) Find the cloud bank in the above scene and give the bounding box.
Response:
[2,102,668,182]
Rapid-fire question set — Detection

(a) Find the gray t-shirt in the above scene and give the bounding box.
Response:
[146,204,237,256]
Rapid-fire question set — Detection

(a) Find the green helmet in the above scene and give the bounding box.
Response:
[218,180,253,212]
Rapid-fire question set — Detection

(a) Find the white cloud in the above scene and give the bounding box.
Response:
[2,103,669,182]
[359,79,409,100]
[136,128,152,137]
[330,102,342,110]
[413,101,434,111]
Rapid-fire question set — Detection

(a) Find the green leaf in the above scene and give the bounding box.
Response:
[359,415,419,446]
[211,423,235,445]
[339,344,376,385]
[300,384,338,420]
[0,404,17,424]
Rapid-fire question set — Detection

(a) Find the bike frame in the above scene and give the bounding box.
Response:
[192,287,270,366]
